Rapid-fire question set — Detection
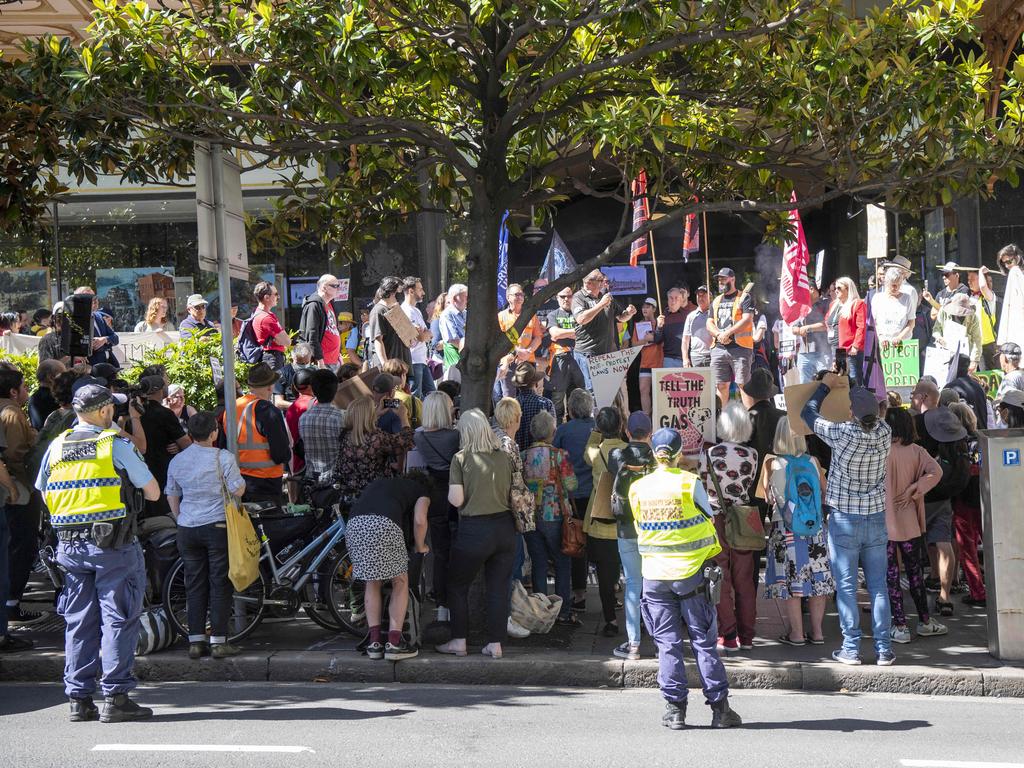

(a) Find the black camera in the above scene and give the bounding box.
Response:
[382,397,401,410]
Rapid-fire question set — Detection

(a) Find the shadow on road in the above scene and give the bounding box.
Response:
[151,706,414,722]
[738,718,930,732]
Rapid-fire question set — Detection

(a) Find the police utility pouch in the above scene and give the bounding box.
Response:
[703,564,723,606]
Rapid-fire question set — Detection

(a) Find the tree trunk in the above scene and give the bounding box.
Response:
[459,200,509,413]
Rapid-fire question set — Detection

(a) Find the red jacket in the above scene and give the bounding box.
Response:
[837,299,866,352]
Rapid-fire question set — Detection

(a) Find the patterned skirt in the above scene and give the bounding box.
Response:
[763,504,835,600]
[346,515,408,582]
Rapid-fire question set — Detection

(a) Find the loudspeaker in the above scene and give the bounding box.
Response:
[61,294,94,358]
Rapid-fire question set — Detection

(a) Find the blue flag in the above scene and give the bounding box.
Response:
[539,230,577,285]
[497,210,509,310]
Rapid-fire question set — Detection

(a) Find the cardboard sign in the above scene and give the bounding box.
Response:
[588,347,642,409]
[882,340,920,389]
[784,379,852,437]
[334,367,380,409]
[652,367,716,454]
[383,304,419,349]
[974,369,1004,399]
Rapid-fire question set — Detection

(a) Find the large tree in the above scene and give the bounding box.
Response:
[4,0,1022,408]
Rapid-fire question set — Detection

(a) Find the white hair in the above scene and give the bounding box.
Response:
[883,267,904,289]
[317,274,337,291]
[457,408,501,453]
[836,277,861,319]
[292,342,314,362]
[717,401,753,444]
[447,283,468,301]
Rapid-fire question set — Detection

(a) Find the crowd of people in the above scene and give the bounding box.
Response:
[0,247,1021,726]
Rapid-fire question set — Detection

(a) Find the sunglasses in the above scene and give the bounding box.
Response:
[328,283,340,288]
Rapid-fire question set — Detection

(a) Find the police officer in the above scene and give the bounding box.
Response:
[35,384,161,723]
[628,428,742,730]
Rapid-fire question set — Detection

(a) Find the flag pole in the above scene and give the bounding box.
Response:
[702,210,712,289]
[649,230,664,315]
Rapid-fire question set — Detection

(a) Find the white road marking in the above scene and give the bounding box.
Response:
[92,744,314,754]
[901,761,1024,768]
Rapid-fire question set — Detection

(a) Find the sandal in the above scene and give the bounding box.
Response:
[937,601,954,617]
[777,634,807,647]
[805,635,825,645]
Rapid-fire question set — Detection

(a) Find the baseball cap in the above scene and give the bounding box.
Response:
[644,297,658,308]
[999,342,1022,358]
[650,428,682,458]
[849,387,879,420]
[716,268,736,279]
[627,411,653,438]
[695,285,709,293]
[186,294,209,308]
[72,383,126,414]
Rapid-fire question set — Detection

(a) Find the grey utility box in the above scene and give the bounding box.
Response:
[979,428,1024,660]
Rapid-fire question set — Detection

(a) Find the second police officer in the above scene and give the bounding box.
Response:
[628,427,742,730]
[35,383,161,723]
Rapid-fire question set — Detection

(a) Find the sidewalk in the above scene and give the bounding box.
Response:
[4,579,1023,697]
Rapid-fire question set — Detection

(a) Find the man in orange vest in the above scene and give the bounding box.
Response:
[706,268,755,407]
[233,363,291,503]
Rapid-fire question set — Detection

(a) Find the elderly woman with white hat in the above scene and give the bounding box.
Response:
[933,293,982,373]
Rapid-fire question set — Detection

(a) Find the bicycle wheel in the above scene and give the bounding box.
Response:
[161,557,267,644]
[324,549,366,637]
[302,565,343,632]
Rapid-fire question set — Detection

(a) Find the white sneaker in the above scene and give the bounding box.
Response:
[917,619,948,637]
[507,618,531,639]
[889,625,912,644]
[436,606,450,622]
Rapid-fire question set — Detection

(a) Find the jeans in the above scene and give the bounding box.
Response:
[56,539,145,698]
[662,357,684,368]
[797,352,831,384]
[575,352,593,391]
[7,493,42,604]
[617,537,643,645]
[587,536,621,623]
[827,509,891,655]
[0,506,8,637]
[177,523,232,642]
[410,362,436,400]
[525,519,572,619]
[448,513,516,643]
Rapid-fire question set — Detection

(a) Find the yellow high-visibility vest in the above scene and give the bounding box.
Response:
[43,429,125,527]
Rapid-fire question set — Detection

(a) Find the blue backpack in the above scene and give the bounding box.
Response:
[782,454,822,537]
[236,312,265,364]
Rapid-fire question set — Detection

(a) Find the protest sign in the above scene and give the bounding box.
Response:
[652,367,716,454]
[974,369,1004,399]
[589,347,642,409]
[881,340,920,389]
[923,345,956,386]
[383,304,420,348]
[784,378,852,437]
[0,330,179,365]
[334,367,379,408]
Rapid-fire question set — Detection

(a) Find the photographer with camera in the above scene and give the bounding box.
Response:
[34,383,161,722]
[125,375,190,520]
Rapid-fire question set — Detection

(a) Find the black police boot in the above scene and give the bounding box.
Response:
[69,697,99,722]
[661,700,687,730]
[710,696,742,728]
[100,694,153,723]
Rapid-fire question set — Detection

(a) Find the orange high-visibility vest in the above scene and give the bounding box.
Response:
[234,394,283,478]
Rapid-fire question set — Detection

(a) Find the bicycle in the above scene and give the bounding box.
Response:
[162,500,364,643]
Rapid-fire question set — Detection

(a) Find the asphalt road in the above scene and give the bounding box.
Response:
[1,683,1022,768]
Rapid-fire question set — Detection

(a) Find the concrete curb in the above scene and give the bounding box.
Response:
[3,649,1022,697]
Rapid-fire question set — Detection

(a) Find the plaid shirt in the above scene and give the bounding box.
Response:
[515,390,555,450]
[803,388,891,515]
[298,401,346,486]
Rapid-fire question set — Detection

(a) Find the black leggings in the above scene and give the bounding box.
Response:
[571,497,589,592]
[448,513,516,643]
[427,469,455,606]
[587,535,621,623]
[7,493,42,602]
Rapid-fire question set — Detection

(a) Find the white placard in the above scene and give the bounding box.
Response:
[634,321,653,341]
[923,344,956,386]
[588,347,642,409]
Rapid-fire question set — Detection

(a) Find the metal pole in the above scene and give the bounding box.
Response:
[211,143,239,454]
[52,202,63,301]
[648,232,663,316]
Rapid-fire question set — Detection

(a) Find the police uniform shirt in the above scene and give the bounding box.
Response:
[34,423,155,497]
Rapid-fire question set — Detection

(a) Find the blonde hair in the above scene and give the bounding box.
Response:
[530,411,556,443]
[344,396,376,445]
[422,391,453,431]
[457,408,501,453]
[772,416,807,456]
[836,277,860,319]
[431,293,447,320]
[493,397,522,433]
[144,297,166,326]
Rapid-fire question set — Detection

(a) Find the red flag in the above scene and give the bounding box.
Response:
[630,170,649,267]
[682,211,700,263]
[780,191,812,324]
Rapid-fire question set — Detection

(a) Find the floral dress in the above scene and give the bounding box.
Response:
[521,442,578,523]
[760,454,835,600]
[334,426,414,499]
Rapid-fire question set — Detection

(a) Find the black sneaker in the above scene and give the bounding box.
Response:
[0,635,33,653]
[924,577,940,593]
[662,701,686,730]
[384,639,419,661]
[211,643,241,659]
[7,606,45,625]
[962,595,987,608]
[365,641,385,660]
[601,622,619,638]
[710,696,742,729]
[572,599,587,612]
[69,697,99,722]
[556,615,582,627]
[100,694,153,723]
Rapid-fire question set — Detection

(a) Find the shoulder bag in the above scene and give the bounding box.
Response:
[704,448,766,552]
[505,449,536,534]
[589,448,617,523]
[222,466,262,591]
[550,448,586,558]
